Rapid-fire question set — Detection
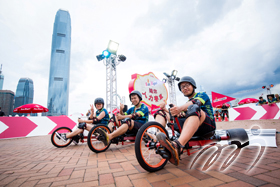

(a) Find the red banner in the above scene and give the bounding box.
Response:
[211,91,235,107]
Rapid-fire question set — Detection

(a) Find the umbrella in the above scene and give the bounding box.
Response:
[13,104,49,113]
[238,98,258,105]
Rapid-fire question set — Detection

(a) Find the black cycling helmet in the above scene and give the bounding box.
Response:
[94,97,104,106]
[178,76,197,91]
[129,90,142,101]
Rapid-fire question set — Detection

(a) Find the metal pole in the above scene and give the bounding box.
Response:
[104,55,119,113]
[168,78,177,105]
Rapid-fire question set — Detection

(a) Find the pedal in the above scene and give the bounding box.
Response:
[111,138,118,144]
[156,147,171,159]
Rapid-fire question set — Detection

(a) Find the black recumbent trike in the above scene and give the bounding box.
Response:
[134,105,249,172]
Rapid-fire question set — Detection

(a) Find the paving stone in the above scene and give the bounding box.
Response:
[185,169,212,180]
[227,172,268,186]
[216,180,255,187]
[131,178,152,187]
[151,180,172,187]
[5,177,28,187]
[20,179,40,187]
[166,175,199,186]
[204,171,237,182]
[99,173,115,186]
[260,169,280,178]
[254,174,280,185]
[189,178,224,187]
[115,175,133,187]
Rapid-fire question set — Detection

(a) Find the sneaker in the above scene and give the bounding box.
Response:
[72,135,79,145]
[96,128,109,146]
[73,139,78,145]
[55,132,68,142]
[156,132,179,166]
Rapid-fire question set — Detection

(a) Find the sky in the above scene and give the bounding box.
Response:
[1,0,280,115]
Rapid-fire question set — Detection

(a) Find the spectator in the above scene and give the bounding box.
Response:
[267,94,276,106]
[258,96,267,106]
[0,107,5,116]
[221,103,229,120]
[214,110,219,120]
[275,94,280,103]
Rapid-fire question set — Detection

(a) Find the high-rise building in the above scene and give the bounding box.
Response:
[0,64,4,90]
[14,78,34,115]
[0,90,14,116]
[47,9,71,116]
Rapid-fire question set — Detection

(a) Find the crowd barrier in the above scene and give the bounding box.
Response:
[229,103,280,121]
[0,115,84,140]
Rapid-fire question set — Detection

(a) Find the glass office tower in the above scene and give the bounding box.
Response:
[0,90,15,116]
[14,78,34,115]
[47,9,71,116]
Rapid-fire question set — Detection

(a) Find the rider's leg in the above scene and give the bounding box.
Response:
[65,123,93,139]
[65,129,83,139]
[85,124,94,131]
[177,111,206,149]
[156,110,206,166]
[108,122,114,132]
[108,114,120,131]
[108,120,135,141]
[154,110,170,127]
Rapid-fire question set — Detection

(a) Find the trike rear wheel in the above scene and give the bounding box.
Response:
[135,121,169,172]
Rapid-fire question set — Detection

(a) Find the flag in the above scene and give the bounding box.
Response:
[211,91,235,107]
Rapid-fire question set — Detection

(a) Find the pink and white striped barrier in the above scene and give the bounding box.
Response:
[0,116,81,139]
[229,103,280,121]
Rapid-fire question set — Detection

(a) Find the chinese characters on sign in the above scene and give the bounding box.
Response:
[128,72,168,113]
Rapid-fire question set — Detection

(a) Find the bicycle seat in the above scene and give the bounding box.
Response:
[190,130,216,141]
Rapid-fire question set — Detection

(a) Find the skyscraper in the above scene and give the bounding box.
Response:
[0,90,14,116]
[0,64,4,90]
[14,78,34,115]
[47,9,71,116]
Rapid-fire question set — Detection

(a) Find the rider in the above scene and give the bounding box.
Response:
[56,97,109,144]
[99,90,149,145]
[155,76,216,166]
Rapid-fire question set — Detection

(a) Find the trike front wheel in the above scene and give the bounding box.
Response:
[135,121,169,172]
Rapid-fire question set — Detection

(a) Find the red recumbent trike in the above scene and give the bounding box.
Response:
[86,116,137,153]
[134,107,249,172]
[51,115,138,153]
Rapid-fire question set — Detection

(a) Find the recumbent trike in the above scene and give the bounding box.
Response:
[134,105,249,172]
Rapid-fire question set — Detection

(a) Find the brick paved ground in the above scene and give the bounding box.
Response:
[0,120,279,187]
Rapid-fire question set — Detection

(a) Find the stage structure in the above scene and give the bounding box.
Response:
[96,40,126,113]
[162,70,180,105]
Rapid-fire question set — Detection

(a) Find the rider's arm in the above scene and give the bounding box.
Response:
[171,99,203,116]
[96,111,105,120]
[89,112,94,119]
[159,101,169,113]
[89,105,95,119]
[79,118,93,123]
[119,103,124,115]
[118,114,132,120]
